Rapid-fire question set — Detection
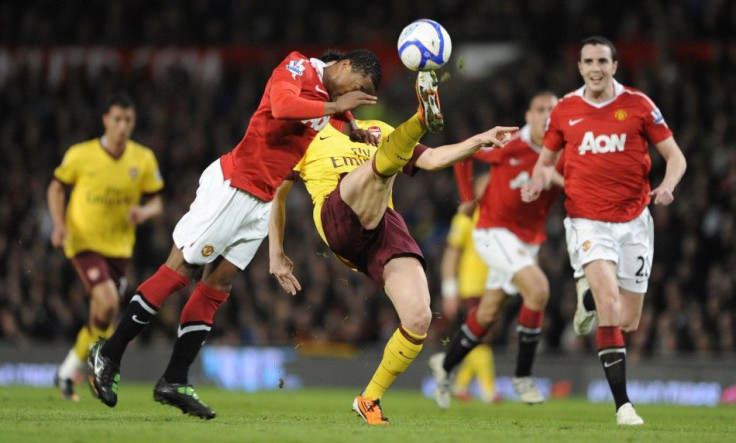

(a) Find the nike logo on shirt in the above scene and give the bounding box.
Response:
[569,118,584,126]
[315,85,328,97]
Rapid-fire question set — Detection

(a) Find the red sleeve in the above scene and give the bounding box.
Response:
[453,159,474,202]
[472,146,503,164]
[270,79,326,119]
[543,104,565,152]
[329,111,354,133]
[402,143,430,176]
[269,54,327,119]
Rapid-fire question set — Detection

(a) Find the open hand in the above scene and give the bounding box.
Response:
[269,252,302,295]
[334,91,377,113]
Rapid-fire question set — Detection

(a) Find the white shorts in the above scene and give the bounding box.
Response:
[172,160,272,270]
[473,228,540,295]
[564,207,654,293]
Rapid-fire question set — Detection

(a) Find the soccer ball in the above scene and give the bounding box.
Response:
[397,19,452,71]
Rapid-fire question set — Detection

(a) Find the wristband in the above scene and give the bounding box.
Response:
[441,278,458,299]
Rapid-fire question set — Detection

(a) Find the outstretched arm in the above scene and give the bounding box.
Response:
[268,179,301,295]
[414,126,519,171]
[650,136,687,205]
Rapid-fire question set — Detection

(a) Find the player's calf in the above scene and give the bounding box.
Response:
[573,277,597,335]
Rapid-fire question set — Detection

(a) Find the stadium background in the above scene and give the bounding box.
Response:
[0,0,734,384]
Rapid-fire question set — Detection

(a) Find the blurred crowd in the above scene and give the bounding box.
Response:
[0,0,735,360]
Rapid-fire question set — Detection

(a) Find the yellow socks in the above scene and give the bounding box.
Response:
[372,115,425,177]
[453,358,475,395]
[73,323,114,361]
[72,326,92,361]
[474,344,496,400]
[452,344,496,400]
[363,326,426,399]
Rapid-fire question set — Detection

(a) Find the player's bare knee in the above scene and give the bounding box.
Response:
[621,318,640,332]
[524,286,549,310]
[405,306,432,334]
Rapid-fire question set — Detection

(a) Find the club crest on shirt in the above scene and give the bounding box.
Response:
[614,109,628,121]
[367,126,382,142]
[286,59,306,80]
[582,240,592,252]
[201,245,215,257]
[129,167,139,179]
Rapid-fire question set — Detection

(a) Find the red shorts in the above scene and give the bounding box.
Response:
[320,186,425,286]
[70,251,129,294]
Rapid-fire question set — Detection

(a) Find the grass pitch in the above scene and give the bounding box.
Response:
[1,385,734,442]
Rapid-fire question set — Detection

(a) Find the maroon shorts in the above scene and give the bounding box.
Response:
[320,186,425,286]
[462,297,481,312]
[70,251,129,294]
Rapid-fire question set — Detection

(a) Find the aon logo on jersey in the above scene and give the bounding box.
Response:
[301,116,330,131]
[578,131,626,155]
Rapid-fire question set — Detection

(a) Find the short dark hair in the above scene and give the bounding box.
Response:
[530,90,557,103]
[319,49,345,63]
[103,92,134,114]
[344,49,382,91]
[580,36,617,62]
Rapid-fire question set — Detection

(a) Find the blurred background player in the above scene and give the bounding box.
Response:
[270,70,518,424]
[431,91,562,409]
[47,93,164,401]
[523,36,687,425]
[439,177,497,404]
[88,49,381,419]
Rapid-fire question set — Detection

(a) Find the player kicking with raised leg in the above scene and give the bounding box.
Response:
[431,92,562,408]
[523,36,686,425]
[270,71,517,424]
[88,49,381,419]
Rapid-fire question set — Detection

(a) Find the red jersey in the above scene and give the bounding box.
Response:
[220,52,336,201]
[544,80,673,222]
[472,125,562,244]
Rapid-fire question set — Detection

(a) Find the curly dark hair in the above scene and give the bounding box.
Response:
[320,49,381,91]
